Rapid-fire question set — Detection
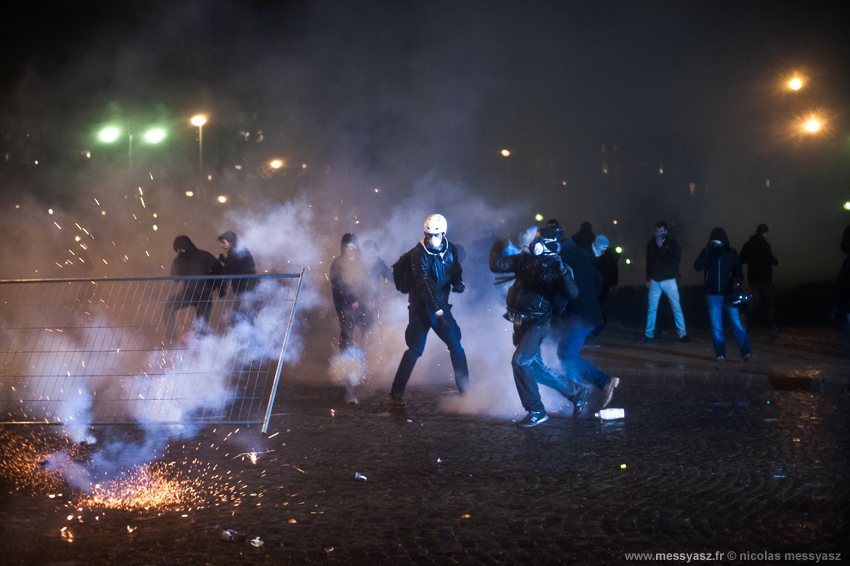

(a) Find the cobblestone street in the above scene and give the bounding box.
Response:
[1,326,849,565]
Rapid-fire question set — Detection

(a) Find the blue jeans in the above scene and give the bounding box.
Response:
[556,325,612,390]
[706,294,751,358]
[645,278,687,338]
[392,303,469,395]
[512,318,585,412]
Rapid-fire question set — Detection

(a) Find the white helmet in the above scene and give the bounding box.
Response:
[424,214,447,235]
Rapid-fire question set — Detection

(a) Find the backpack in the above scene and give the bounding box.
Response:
[392,247,417,293]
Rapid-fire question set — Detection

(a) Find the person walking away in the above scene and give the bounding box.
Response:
[490,228,586,427]
[390,214,468,405]
[587,235,618,344]
[641,221,690,342]
[739,224,779,334]
[555,240,620,415]
[694,227,752,361]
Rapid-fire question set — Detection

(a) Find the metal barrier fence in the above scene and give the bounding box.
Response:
[0,271,304,432]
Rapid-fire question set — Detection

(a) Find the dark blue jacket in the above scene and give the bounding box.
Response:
[694,242,743,296]
[409,238,463,313]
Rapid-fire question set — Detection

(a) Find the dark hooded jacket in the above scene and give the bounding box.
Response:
[171,235,223,294]
[557,245,604,331]
[739,234,777,283]
[490,241,578,321]
[218,233,257,296]
[569,224,595,254]
[409,237,463,313]
[693,228,743,296]
[330,234,370,311]
[646,234,682,282]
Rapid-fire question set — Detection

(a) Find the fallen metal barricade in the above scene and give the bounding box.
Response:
[0,270,304,433]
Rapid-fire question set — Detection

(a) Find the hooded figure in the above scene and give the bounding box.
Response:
[329,233,374,352]
[694,227,751,361]
[218,231,257,296]
[163,235,223,341]
[739,224,779,333]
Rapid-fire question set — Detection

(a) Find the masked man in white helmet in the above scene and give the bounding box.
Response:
[390,214,468,405]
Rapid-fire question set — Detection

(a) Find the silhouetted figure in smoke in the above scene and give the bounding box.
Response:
[554,239,620,416]
[567,221,595,254]
[587,235,619,344]
[830,225,850,328]
[694,227,751,362]
[640,220,690,342]
[163,235,223,342]
[739,224,779,334]
[390,214,468,406]
[217,231,258,324]
[330,233,374,352]
[490,228,585,427]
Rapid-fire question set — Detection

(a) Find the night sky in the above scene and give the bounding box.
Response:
[1,1,848,286]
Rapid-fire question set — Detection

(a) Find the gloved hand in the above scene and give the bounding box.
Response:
[452,282,465,293]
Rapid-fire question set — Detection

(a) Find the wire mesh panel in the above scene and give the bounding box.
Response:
[0,273,303,426]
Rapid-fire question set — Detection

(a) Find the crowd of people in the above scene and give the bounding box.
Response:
[165,214,795,428]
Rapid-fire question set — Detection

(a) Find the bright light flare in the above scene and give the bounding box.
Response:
[191,115,206,127]
[501,149,510,157]
[144,129,166,143]
[270,160,282,169]
[185,191,194,197]
[218,196,227,203]
[99,127,120,143]
[535,214,544,222]
[615,247,623,254]
[843,202,850,211]
[789,77,802,90]
[804,118,821,133]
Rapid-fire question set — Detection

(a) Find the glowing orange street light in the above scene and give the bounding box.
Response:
[501,149,510,157]
[789,77,802,91]
[804,117,821,133]
[271,160,283,169]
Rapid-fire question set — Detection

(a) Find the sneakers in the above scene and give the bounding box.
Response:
[517,410,549,428]
[601,377,619,408]
[743,353,752,362]
[389,392,405,406]
[680,335,692,343]
[716,355,725,361]
[569,388,591,419]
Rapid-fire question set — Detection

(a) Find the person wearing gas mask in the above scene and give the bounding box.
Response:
[490,228,585,427]
[640,221,690,342]
[390,214,468,405]
[554,235,620,415]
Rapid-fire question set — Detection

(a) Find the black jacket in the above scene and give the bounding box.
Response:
[219,245,257,295]
[490,243,578,320]
[330,252,369,311]
[694,242,743,296]
[409,238,463,313]
[171,235,223,295]
[646,236,681,282]
[739,234,777,283]
[558,245,604,331]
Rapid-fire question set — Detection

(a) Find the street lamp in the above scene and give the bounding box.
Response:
[191,115,206,173]
[98,125,165,171]
[789,77,802,91]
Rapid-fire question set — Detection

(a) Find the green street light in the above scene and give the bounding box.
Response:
[144,128,166,143]
[99,127,120,143]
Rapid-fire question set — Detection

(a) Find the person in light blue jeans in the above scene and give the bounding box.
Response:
[642,221,690,342]
[694,227,752,361]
